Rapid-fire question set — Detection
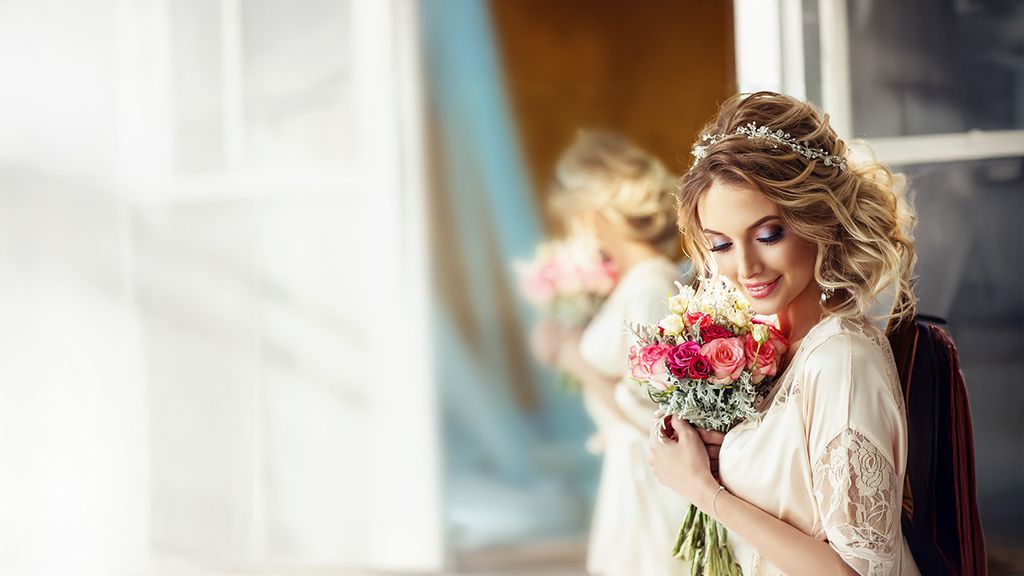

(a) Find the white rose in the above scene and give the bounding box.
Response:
[728,309,748,330]
[669,294,688,314]
[752,324,770,344]
[658,314,685,336]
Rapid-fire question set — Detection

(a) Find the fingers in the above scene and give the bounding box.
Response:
[659,414,678,442]
[669,415,693,437]
[697,428,726,445]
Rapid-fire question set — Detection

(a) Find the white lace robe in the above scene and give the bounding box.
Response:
[719,316,921,576]
[578,256,690,576]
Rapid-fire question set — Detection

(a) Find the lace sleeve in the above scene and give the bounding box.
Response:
[812,428,901,576]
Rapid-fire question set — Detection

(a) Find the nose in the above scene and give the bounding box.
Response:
[735,244,763,280]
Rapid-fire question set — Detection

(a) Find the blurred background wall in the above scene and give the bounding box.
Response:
[0,0,1019,575]
[491,0,735,230]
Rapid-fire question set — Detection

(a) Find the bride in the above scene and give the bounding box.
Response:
[532,130,691,576]
[648,92,921,575]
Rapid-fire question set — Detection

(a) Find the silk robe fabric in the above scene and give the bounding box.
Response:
[720,315,921,576]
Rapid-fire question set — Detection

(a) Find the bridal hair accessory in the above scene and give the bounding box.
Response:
[692,121,847,171]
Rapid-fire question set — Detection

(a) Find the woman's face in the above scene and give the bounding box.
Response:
[590,209,627,266]
[696,180,818,316]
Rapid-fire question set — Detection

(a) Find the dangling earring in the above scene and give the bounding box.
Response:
[820,283,835,303]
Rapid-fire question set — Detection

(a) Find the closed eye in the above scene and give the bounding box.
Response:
[710,241,733,253]
[756,231,784,245]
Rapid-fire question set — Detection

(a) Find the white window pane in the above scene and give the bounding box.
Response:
[138,196,372,562]
[170,0,225,173]
[242,0,355,170]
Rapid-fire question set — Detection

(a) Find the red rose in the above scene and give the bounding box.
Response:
[700,323,734,343]
[684,311,713,331]
[687,354,713,380]
[666,341,700,379]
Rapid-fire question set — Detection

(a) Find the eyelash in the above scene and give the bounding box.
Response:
[709,230,784,253]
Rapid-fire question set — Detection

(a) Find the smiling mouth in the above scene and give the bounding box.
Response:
[744,276,781,299]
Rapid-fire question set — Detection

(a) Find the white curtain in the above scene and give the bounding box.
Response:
[0,0,439,573]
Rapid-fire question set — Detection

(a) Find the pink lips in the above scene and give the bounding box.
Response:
[744,276,781,299]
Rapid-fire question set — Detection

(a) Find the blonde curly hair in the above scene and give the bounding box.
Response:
[677,92,917,326]
[551,130,680,258]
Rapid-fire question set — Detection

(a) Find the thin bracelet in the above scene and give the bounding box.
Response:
[712,485,728,517]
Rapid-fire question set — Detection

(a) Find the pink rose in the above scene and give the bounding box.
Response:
[518,261,558,303]
[688,355,713,380]
[684,311,713,331]
[630,343,673,391]
[666,341,700,379]
[752,318,789,354]
[580,259,617,297]
[743,333,781,384]
[700,337,746,385]
[648,368,673,391]
[701,323,734,343]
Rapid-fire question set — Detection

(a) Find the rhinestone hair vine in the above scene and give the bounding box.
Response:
[691,121,847,171]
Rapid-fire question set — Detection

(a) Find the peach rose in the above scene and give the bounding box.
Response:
[700,337,746,385]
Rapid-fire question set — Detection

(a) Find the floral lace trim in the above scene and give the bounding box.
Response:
[812,428,900,576]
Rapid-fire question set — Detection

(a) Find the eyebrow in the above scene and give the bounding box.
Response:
[702,215,781,236]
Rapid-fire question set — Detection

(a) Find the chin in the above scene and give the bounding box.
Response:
[749,300,782,317]
[743,286,788,316]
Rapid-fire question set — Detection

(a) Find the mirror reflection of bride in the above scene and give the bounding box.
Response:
[531,131,693,576]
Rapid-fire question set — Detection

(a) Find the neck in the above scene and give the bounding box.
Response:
[614,241,662,275]
[776,281,826,349]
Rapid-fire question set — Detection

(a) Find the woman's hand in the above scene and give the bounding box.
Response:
[554,326,584,374]
[529,318,566,368]
[647,415,720,510]
[698,428,726,482]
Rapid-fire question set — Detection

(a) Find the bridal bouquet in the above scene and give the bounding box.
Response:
[515,235,617,391]
[629,277,788,575]
[515,235,617,326]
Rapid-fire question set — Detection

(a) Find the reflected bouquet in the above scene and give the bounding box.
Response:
[629,277,788,575]
[515,235,617,391]
[515,235,617,327]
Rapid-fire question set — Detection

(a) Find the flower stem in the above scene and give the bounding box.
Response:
[671,506,744,575]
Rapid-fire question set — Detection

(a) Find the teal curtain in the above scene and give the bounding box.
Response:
[421,0,598,552]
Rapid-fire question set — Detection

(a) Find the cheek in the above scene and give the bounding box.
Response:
[776,238,817,287]
[593,216,614,243]
[711,252,740,283]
